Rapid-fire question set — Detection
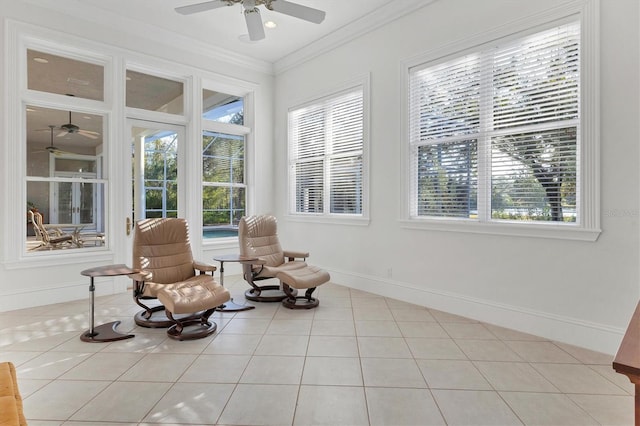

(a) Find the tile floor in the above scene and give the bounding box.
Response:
[0,276,634,425]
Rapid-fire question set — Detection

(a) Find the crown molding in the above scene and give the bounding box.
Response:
[273,0,437,74]
[20,0,274,75]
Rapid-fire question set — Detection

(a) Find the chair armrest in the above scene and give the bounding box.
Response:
[193,260,217,273]
[129,272,150,282]
[283,250,309,260]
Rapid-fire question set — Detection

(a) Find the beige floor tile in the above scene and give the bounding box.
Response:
[441,322,498,339]
[351,297,388,308]
[60,352,144,380]
[417,359,492,390]
[358,336,412,358]
[455,339,524,361]
[24,379,110,421]
[406,337,467,360]
[100,332,168,353]
[307,335,359,357]
[318,296,353,308]
[203,333,261,354]
[390,308,437,322]
[240,355,305,384]
[70,381,173,423]
[17,351,93,379]
[231,302,278,319]
[474,361,559,392]
[120,353,197,382]
[361,357,427,388]
[355,320,402,337]
[432,389,522,425]
[313,307,354,320]
[294,385,369,426]
[353,306,394,321]
[590,364,635,394]
[265,318,312,335]
[483,323,549,341]
[504,340,581,363]
[273,306,316,320]
[568,393,635,425]
[554,341,614,364]
[302,356,363,385]
[218,384,298,425]
[311,319,356,336]
[179,354,251,383]
[143,382,235,424]
[0,350,42,366]
[0,330,78,352]
[149,334,212,354]
[397,321,448,338]
[532,363,629,395]
[366,387,446,426]
[14,378,51,398]
[501,391,598,425]
[219,318,271,334]
[253,334,309,356]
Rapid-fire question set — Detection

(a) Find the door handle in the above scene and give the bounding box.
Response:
[126,217,132,236]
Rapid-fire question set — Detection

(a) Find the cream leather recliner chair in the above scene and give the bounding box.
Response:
[131,218,230,339]
[238,214,330,309]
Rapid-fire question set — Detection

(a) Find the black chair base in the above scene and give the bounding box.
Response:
[166,320,217,341]
[134,307,201,328]
[245,285,296,302]
[282,285,319,309]
[282,296,319,309]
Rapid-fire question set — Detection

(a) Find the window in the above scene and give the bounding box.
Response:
[288,86,365,217]
[201,87,248,240]
[407,21,594,237]
[202,131,246,238]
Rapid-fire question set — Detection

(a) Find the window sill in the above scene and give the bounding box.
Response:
[399,218,601,242]
[4,248,114,270]
[285,214,370,226]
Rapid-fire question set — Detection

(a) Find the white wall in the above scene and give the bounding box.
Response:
[0,1,275,310]
[274,0,640,354]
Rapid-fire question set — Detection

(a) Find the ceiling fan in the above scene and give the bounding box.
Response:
[56,110,100,139]
[175,0,326,41]
[36,125,75,156]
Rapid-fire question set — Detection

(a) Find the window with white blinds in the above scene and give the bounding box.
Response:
[409,22,580,224]
[289,87,364,216]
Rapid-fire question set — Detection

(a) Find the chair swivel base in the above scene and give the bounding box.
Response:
[282,296,319,310]
[134,307,201,328]
[167,320,217,341]
[244,285,297,302]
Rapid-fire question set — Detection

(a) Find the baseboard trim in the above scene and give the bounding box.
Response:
[0,276,128,312]
[326,268,623,355]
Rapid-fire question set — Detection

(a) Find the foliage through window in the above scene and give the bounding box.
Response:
[289,87,364,216]
[409,22,580,223]
[202,131,245,238]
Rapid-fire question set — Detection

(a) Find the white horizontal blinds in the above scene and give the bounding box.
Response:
[328,90,363,214]
[409,54,480,218]
[490,22,579,222]
[289,87,364,215]
[491,128,576,221]
[408,21,579,223]
[289,105,325,213]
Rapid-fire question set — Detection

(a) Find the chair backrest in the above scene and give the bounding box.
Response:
[29,210,49,243]
[238,215,285,267]
[132,218,195,283]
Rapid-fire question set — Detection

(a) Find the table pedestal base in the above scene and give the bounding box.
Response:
[219,298,255,312]
[81,321,134,343]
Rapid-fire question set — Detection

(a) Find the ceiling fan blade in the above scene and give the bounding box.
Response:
[175,0,230,15]
[244,7,265,41]
[57,130,70,138]
[270,0,325,24]
[77,130,100,139]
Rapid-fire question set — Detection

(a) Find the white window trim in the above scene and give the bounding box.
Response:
[399,0,600,242]
[286,74,371,226]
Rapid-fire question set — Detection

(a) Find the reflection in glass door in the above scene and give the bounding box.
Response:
[131,124,182,221]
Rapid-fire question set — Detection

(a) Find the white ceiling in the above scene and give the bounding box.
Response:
[40,0,432,66]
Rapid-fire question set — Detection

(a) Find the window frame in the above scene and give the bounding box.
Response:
[400,4,600,241]
[286,75,370,226]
